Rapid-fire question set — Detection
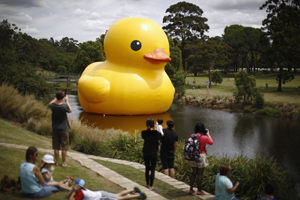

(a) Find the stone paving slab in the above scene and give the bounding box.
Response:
[90,155,216,200]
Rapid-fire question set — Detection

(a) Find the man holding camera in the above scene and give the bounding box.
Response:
[49,90,72,167]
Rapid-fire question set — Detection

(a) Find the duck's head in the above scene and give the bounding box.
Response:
[104,17,171,70]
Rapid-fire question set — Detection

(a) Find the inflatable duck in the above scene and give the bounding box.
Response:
[78,17,175,115]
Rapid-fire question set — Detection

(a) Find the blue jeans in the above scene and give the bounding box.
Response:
[22,186,61,198]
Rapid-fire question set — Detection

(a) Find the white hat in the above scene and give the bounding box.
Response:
[43,154,54,164]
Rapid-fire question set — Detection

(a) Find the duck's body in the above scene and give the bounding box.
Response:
[78,17,175,115]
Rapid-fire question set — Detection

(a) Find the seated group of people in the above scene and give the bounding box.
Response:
[19,146,147,199]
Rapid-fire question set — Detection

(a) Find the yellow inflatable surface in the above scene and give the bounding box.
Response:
[78,17,175,115]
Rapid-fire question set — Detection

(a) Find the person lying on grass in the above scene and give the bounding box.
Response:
[40,154,73,191]
[67,178,147,200]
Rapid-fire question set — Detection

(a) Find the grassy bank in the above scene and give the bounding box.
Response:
[0,83,298,199]
[0,120,123,200]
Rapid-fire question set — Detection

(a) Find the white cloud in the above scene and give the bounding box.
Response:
[0,0,268,42]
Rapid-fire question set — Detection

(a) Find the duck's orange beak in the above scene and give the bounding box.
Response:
[144,48,171,64]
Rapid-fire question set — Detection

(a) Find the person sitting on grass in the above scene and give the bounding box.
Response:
[67,178,147,200]
[20,146,61,198]
[40,154,73,191]
[260,183,277,200]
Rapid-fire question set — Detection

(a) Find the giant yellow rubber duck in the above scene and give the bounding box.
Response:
[78,17,175,115]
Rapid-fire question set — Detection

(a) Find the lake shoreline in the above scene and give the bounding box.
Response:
[176,94,300,120]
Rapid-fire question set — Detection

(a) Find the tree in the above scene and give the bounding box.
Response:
[234,70,256,103]
[223,25,263,72]
[165,37,185,97]
[211,71,223,85]
[72,41,105,74]
[260,0,300,91]
[163,1,209,70]
[186,39,229,87]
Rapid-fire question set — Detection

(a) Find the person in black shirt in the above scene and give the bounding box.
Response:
[160,120,178,178]
[141,118,162,191]
[49,90,72,167]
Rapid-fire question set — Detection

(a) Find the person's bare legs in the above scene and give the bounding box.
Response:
[163,169,169,176]
[62,150,67,167]
[50,180,71,191]
[169,168,175,178]
[116,189,142,200]
[54,150,60,166]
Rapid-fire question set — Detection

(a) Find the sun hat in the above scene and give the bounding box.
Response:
[75,178,85,187]
[42,154,54,164]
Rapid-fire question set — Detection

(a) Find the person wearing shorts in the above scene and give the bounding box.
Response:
[49,90,72,167]
[67,178,147,200]
[189,123,213,195]
[160,120,178,178]
[20,147,61,198]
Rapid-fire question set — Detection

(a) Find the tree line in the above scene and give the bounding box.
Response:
[0,0,299,99]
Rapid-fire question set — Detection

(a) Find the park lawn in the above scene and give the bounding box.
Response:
[0,119,124,200]
[185,74,300,104]
[95,160,200,200]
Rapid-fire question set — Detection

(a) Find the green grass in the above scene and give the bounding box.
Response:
[186,73,300,104]
[0,119,125,200]
[94,160,200,200]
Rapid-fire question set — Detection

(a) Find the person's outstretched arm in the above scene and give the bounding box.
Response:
[227,182,240,194]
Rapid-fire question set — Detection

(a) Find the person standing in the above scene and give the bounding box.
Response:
[49,90,72,167]
[189,123,213,195]
[215,164,240,200]
[141,118,162,191]
[160,120,178,178]
[20,147,61,198]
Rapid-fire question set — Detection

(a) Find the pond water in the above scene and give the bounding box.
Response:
[67,94,300,194]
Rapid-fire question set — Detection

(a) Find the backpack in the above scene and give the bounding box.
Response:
[184,134,201,161]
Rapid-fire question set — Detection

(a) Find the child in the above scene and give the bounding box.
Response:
[40,154,73,191]
[67,178,147,200]
[260,183,277,200]
[156,118,164,136]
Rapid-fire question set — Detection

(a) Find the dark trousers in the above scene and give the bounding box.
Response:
[144,154,157,186]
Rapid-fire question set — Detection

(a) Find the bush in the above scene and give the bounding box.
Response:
[211,71,223,85]
[254,90,265,109]
[256,107,281,117]
[174,142,294,199]
[0,84,51,123]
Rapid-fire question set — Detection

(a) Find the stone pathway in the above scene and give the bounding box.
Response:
[0,142,215,200]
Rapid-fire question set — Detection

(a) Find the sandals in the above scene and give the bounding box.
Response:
[134,186,147,199]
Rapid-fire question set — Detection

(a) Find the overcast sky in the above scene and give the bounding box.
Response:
[0,0,267,43]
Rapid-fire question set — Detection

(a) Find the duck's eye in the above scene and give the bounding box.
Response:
[131,40,142,51]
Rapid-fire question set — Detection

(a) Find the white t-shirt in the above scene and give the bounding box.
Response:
[156,123,164,136]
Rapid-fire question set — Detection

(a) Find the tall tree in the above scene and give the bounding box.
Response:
[223,25,262,73]
[162,1,209,70]
[186,39,229,87]
[260,0,299,91]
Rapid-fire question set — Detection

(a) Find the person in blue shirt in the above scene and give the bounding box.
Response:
[215,164,240,200]
[20,146,60,198]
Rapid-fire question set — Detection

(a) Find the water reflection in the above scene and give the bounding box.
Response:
[79,112,173,133]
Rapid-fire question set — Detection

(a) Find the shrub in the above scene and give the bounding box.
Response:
[256,107,281,117]
[254,90,265,109]
[211,71,223,85]
[174,142,294,199]
[0,84,50,123]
